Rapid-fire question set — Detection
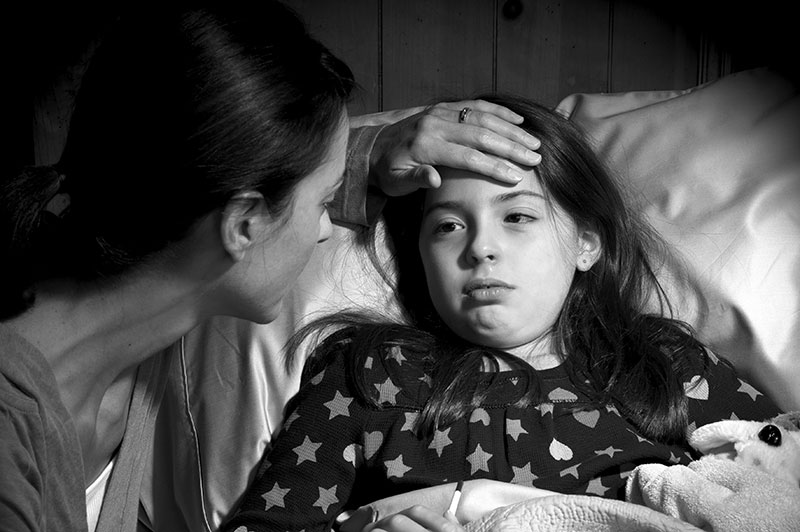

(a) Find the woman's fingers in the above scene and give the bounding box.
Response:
[419,135,534,185]
[428,99,542,152]
[434,99,525,125]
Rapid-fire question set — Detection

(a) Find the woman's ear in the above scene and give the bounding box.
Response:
[220,191,268,261]
[576,227,602,272]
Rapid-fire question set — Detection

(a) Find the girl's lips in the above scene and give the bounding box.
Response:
[463,278,514,300]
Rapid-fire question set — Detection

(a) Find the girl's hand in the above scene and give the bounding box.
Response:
[368,100,542,197]
[336,479,556,531]
[363,505,463,532]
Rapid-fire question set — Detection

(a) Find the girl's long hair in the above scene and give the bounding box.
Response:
[290,95,708,444]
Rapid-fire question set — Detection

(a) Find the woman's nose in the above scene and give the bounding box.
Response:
[318,209,333,243]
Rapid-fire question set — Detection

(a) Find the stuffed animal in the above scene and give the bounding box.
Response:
[626,412,800,532]
[689,411,800,487]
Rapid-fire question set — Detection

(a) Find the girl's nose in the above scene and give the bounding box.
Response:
[467,229,499,265]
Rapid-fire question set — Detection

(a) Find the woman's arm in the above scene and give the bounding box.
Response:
[333,99,542,226]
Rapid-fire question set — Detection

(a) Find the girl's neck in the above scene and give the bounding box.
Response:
[504,337,563,370]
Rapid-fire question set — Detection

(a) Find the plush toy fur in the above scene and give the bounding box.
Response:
[688,411,800,488]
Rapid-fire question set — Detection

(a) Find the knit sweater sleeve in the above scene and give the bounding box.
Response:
[221,350,369,532]
[327,125,388,227]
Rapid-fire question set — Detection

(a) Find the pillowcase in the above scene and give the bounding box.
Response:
[554,67,799,411]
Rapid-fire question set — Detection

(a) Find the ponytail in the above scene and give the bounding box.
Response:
[0,165,70,318]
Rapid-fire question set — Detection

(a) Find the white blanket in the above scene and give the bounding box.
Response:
[466,494,702,532]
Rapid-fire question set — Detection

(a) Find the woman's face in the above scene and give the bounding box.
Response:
[239,115,349,323]
[418,167,596,358]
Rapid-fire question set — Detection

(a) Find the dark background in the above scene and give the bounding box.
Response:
[4,0,796,174]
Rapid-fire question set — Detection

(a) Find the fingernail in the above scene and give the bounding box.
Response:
[509,168,525,181]
[528,151,542,164]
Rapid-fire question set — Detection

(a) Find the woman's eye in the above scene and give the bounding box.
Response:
[505,212,536,224]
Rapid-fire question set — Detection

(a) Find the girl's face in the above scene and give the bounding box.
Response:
[419,167,598,359]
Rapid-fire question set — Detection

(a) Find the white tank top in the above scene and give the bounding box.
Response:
[85,457,116,532]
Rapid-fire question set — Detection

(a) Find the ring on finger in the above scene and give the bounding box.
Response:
[458,107,472,123]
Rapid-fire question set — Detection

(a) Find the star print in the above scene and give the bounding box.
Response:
[293,436,322,465]
[429,427,453,457]
[374,377,401,405]
[401,412,419,432]
[585,477,609,496]
[506,418,528,441]
[323,390,353,420]
[668,452,681,464]
[419,373,433,387]
[261,482,290,511]
[466,443,493,474]
[310,369,326,385]
[605,404,620,416]
[385,455,412,478]
[626,428,653,445]
[386,345,407,365]
[365,356,374,369]
[511,462,539,485]
[595,446,623,458]
[313,485,339,514]
[737,379,762,401]
[560,464,580,479]
[536,403,554,416]
[283,411,300,431]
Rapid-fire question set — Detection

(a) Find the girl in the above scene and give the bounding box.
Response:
[0,3,540,530]
[223,95,781,532]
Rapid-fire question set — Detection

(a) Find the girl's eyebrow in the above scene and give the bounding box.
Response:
[423,190,544,217]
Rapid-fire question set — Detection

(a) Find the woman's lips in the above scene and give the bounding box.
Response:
[463,278,513,301]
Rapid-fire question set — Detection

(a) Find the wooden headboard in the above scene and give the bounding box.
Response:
[7,0,795,169]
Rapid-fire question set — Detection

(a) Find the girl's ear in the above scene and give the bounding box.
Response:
[576,227,602,272]
[220,191,268,261]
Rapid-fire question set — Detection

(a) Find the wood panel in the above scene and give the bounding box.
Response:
[609,0,700,92]
[287,0,381,115]
[382,0,495,110]
[497,0,611,108]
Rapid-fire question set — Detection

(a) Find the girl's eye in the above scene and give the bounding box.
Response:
[505,212,536,224]
[434,221,462,234]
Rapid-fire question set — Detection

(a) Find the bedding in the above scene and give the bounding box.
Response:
[142,67,800,531]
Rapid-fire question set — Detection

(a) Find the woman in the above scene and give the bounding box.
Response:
[0,4,540,532]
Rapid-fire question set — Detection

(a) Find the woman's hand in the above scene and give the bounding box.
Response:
[368,99,542,197]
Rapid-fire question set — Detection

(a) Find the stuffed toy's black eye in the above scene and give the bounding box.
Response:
[758,424,782,446]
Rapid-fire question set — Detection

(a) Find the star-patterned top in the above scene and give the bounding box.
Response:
[223,345,781,532]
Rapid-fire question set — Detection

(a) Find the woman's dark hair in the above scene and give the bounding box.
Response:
[0,2,354,319]
[292,95,708,444]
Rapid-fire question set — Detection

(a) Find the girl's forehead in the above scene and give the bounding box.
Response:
[428,167,544,202]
